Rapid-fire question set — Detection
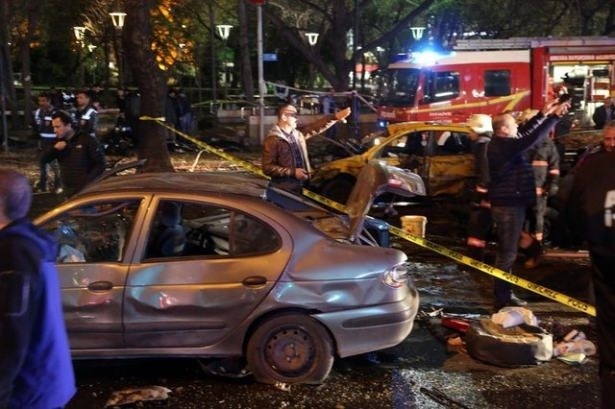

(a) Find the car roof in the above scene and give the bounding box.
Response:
[387,121,472,134]
[77,171,269,198]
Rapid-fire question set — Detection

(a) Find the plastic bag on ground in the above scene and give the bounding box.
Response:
[490,307,538,328]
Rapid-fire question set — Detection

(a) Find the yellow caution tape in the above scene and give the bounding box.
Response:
[388,226,595,317]
[139,116,266,177]
[142,116,596,317]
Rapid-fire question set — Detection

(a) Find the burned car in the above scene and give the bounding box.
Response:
[34,162,424,384]
[311,122,475,203]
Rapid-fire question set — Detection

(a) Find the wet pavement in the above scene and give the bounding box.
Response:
[16,149,600,409]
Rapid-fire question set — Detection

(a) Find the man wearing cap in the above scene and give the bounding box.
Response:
[262,103,351,194]
[487,101,569,310]
[593,90,615,129]
[465,114,493,262]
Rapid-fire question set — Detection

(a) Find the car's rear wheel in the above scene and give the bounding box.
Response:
[321,175,355,204]
[246,313,334,384]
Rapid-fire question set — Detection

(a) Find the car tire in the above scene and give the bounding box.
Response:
[321,175,355,204]
[246,313,334,385]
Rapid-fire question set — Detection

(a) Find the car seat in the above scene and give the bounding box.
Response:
[150,202,186,257]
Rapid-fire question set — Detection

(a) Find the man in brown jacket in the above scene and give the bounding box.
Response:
[262,103,350,194]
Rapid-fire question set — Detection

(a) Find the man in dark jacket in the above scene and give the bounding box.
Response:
[262,103,351,194]
[487,101,569,310]
[593,91,615,130]
[565,121,615,409]
[0,168,76,409]
[42,110,106,197]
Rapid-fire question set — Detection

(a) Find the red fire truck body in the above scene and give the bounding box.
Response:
[377,37,615,127]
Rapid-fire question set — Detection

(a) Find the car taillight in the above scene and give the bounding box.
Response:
[383,263,408,288]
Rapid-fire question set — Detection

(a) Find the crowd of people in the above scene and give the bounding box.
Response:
[31,85,194,195]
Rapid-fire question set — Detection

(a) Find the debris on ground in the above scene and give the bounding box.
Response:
[274,382,291,392]
[104,385,172,407]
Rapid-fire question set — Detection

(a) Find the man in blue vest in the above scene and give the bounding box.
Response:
[33,92,61,193]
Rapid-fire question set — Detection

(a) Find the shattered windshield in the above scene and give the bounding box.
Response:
[382,68,420,107]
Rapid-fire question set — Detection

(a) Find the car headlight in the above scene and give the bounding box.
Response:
[383,263,408,288]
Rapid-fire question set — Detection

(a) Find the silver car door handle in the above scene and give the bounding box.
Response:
[87,280,113,291]
[242,276,267,288]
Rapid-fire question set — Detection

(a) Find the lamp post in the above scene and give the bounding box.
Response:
[410,26,426,41]
[216,24,233,95]
[304,32,319,89]
[109,11,126,88]
[73,26,86,86]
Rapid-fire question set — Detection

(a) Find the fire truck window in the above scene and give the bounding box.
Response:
[485,70,511,97]
[421,71,460,104]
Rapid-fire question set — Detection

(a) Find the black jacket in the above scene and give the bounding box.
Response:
[41,130,106,195]
[488,114,560,207]
[592,103,615,130]
[566,151,615,258]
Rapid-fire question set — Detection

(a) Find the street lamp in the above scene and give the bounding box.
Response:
[304,32,319,90]
[109,11,126,87]
[109,12,126,29]
[73,26,86,43]
[216,25,233,94]
[73,26,86,86]
[410,26,426,41]
[305,32,319,47]
[216,24,233,41]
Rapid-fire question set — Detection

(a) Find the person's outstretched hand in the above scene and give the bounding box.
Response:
[335,107,351,121]
[541,99,571,117]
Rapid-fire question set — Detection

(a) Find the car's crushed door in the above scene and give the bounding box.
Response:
[122,196,291,350]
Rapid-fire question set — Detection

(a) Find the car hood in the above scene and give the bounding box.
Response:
[346,160,425,240]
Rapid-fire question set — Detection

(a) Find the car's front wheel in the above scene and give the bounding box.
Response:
[246,313,334,384]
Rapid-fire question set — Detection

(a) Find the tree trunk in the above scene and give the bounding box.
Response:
[0,1,18,130]
[19,42,32,129]
[124,0,173,172]
[238,0,253,101]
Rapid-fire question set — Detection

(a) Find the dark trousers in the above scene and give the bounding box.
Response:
[590,253,615,409]
[526,195,548,241]
[467,204,491,261]
[39,139,61,191]
[491,205,526,307]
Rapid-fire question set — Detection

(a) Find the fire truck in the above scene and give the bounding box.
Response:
[377,37,615,128]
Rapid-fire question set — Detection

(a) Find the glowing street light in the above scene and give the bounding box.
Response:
[305,32,320,47]
[109,12,127,29]
[216,24,233,41]
[410,26,426,41]
[73,26,86,43]
[109,11,127,87]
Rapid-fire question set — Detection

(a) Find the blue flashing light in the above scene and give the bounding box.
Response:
[411,48,455,66]
[377,119,388,129]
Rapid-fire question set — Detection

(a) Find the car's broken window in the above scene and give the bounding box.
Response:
[144,200,281,260]
[41,200,140,263]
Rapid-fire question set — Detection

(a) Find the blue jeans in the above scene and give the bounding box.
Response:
[491,205,526,306]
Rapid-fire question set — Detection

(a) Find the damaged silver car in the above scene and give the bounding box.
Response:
[34,161,424,384]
